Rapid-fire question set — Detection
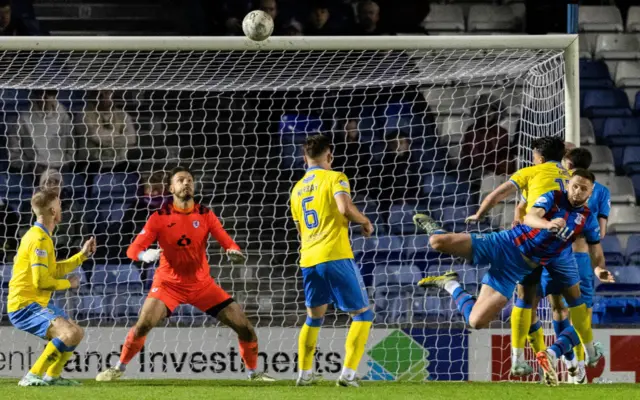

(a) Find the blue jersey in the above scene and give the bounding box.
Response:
[588,181,611,220]
[505,190,601,265]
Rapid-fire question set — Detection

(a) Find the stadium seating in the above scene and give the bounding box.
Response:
[594,34,640,60]
[608,205,640,234]
[388,203,418,235]
[614,62,640,88]
[609,175,636,205]
[626,6,640,33]
[583,145,615,174]
[467,5,517,32]
[602,117,640,146]
[579,6,624,33]
[623,146,640,175]
[421,4,465,33]
[579,59,613,89]
[582,89,631,118]
[580,118,597,145]
[601,235,625,266]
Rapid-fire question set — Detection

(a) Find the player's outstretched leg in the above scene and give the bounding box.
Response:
[216,302,275,382]
[536,326,582,387]
[510,280,538,378]
[548,295,579,382]
[96,297,167,382]
[15,308,84,387]
[562,285,604,368]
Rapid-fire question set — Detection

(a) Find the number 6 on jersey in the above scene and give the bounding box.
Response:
[301,196,319,229]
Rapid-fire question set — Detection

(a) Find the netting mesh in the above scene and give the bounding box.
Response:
[0,45,566,380]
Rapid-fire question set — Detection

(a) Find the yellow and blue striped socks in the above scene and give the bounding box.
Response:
[528,320,547,353]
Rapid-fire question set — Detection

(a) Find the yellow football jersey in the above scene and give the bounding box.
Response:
[8,223,86,313]
[509,161,571,214]
[291,167,354,267]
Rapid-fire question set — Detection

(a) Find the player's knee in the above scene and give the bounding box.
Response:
[70,324,84,345]
[58,323,84,346]
[467,314,489,330]
[429,235,447,252]
[135,319,155,337]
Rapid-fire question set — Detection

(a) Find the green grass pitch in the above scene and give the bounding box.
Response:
[0,379,635,400]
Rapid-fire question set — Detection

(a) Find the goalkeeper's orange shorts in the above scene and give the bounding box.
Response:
[148,278,233,317]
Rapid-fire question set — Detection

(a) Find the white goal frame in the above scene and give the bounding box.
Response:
[0,35,580,145]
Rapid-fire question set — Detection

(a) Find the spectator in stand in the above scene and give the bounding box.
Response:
[0,0,29,36]
[7,90,74,179]
[459,95,516,176]
[332,119,372,196]
[258,0,285,34]
[376,131,420,206]
[104,171,167,279]
[77,90,137,174]
[349,0,387,35]
[305,1,340,35]
[39,168,87,260]
[283,18,303,36]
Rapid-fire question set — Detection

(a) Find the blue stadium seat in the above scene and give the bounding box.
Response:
[611,146,626,172]
[622,146,640,174]
[170,304,208,325]
[592,296,640,325]
[80,295,109,318]
[579,59,614,89]
[90,264,144,296]
[630,174,640,199]
[62,172,87,200]
[403,235,445,272]
[355,236,404,287]
[1,265,12,289]
[278,114,323,169]
[441,206,479,232]
[626,234,640,265]
[372,263,422,324]
[422,173,469,198]
[595,265,640,293]
[388,203,417,235]
[602,118,640,146]
[601,235,625,266]
[412,296,450,321]
[92,173,139,200]
[111,294,144,319]
[0,173,33,203]
[579,59,611,80]
[636,91,640,112]
[582,89,632,118]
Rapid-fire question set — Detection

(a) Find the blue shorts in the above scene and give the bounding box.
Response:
[471,231,536,299]
[535,253,581,298]
[9,302,68,340]
[302,259,369,312]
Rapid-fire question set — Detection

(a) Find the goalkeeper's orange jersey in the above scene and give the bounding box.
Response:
[509,161,571,215]
[290,167,354,267]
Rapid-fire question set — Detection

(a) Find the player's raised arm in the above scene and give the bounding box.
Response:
[56,236,96,274]
[513,200,527,227]
[207,211,244,262]
[467,180,519,223]
[126,213,161,263]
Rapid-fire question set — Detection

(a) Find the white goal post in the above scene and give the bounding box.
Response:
[0,35,579,382]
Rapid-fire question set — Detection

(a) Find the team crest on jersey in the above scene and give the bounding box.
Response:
[193,220,200,229]
[35,249,47,258]
[574,213,585,225]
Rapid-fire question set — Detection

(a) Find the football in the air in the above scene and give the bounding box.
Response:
[242,10,274,42]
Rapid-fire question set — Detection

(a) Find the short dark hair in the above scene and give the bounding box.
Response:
[531,136,565,163]
[168,166,193,185]
[571,168,596,184]
[564,148,592,170]
[303,135,331,159]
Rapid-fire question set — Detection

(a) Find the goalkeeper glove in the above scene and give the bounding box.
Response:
[226,249,246,263]
[139,249,162,263]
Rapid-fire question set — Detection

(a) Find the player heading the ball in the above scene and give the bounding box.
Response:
[96,167,275,382]
[8,189,96,386]
[290,135,374,388]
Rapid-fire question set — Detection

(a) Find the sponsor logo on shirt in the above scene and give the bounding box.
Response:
[339,180,349,188]
[303,174,315,183]
[535,196,548,205]
[35,249,47,258]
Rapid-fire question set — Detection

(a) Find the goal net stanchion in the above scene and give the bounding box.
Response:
[0,35,579,381]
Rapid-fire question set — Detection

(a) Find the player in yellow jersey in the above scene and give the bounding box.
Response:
[291,135,374,388]
[8,189,96,387]
[465,136,570,377]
